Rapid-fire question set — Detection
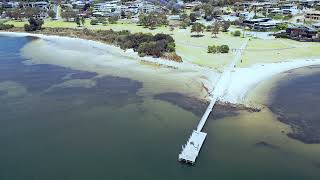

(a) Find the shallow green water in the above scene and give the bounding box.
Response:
[0,36,320,180]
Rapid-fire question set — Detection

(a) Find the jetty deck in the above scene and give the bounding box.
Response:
[178,130,207,164]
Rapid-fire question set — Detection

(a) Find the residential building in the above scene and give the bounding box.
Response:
[243,18,271,27]
[275,25,319,41]
[305,11,320,21]
[184,1,202,9]
[286,26,318,39]
[253,21,279,31]
[92,1,121,17]
[2,1,19,9]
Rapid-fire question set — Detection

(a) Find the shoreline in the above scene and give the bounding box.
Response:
[222,59,320,105]
[0,31,218,100]
[2,31,320,106]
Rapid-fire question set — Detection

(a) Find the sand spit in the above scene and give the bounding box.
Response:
[223,59,320,104]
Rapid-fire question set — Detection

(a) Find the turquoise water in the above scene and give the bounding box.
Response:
[1,36,320,180]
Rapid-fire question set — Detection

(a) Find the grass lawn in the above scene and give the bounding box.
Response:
[238,38,320,67]
[5,19,245,69]
[5,19,320,70]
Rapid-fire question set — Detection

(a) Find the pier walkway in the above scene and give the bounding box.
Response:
[179,40,248,164]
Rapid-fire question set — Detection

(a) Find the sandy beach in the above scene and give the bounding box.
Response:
[0,32,219,100]
[222,59,320,105]
[2,31,320,106]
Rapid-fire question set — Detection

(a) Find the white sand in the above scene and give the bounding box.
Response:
[222,59,320,104]
[0,32,219,99]
[2,31,320,105]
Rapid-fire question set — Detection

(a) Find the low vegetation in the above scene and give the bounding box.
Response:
[24,18,44,32]
[232,30,241,37]
[0,23,14,30]
[138,13,168,29]
[82,28,180,61]
[208,45,230,54]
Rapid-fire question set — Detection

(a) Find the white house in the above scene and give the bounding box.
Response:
[2,1,19,9]
[93,1,121,17]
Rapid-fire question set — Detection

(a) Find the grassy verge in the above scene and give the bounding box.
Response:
[5,19,320,69]
[238,38,320,67]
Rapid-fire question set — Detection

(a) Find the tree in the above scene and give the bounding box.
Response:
[138,13,168,29]
[75,16,81,27]
[48,10,56,19]
[7,8,23,21]
[108,16,118,24]
[61,8,77,22]
[203,4,213,19]
[191,22,205,36]
[221,21,230,32]
[24,7,40,19]
[239,16,246,38]
[189,13,197,23]
[24,17,43,31]
[169,25,174,32]
[211,22,220,38]
[81,16,85,26]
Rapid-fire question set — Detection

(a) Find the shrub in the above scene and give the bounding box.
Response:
[72,29,178,60]
[24,18,43,32]
[208,45,229,54]
[161,52,182,62]
[208,45,217,53]
[108,16,119,24]
[233,30,241,37]
[0,24,14,30]
[179,22,188,29]
[218,45,229,53]
[206,25,212,32]
[276,23,288,30]
[90,19,99,25]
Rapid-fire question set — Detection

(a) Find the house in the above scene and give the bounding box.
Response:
[298,0,320,8]
[72,1,86,9]
[140,1,157,13]
[275,25,319,41]
[92,1,121,17]
[20,1,50,19]
[184,1,202,9]
[254,21,279,31]
[286,26,318,39]
[121,1,139,16]
[2,1,19,9]
[305,11,320,21]
[168,15,181,21]
[279,4,299,15]
[312,22,320,29]
[243,18,271,28]
[22,1,50,11]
